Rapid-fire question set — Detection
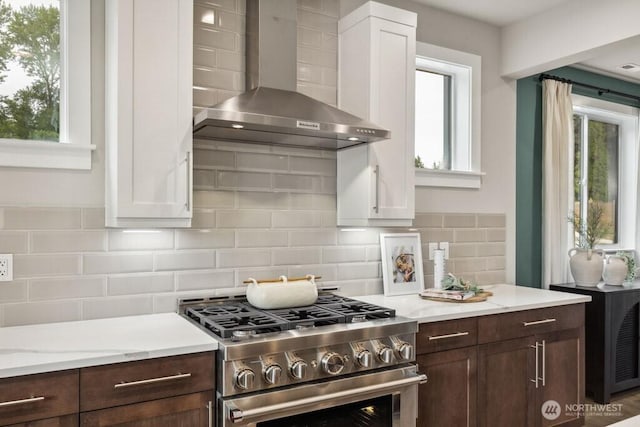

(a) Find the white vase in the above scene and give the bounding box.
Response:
[568,248,604,287]
[603,255,628,286]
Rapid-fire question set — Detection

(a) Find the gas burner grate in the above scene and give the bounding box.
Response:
[266,306,345,328]
[201,313,289,339]
[323,301,395,322]
[315,294,356,305]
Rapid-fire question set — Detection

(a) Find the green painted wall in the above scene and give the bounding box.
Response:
[515,67,640,288]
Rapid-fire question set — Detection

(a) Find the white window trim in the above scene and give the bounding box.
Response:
[572,94,639,252]
[415,41,481,188]
[0,0,94,170]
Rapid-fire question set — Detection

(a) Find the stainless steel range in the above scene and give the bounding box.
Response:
[179,292,426,426]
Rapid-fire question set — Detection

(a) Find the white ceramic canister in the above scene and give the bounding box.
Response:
[603,255,628,286]
[568,248,604,287]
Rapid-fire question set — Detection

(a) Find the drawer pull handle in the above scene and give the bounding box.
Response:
[522,318,556,327]
[0,396,45,408]
[114,372,192,389]
[428,331,470,341]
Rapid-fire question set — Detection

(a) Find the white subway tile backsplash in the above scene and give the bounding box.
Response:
[82,296,153,320]
[290,230,336,246]
[272,248,321,266]
[2,208,81,230]
[449,243,477,258]
[487,228,507,242]
[321,0,338,18]
[237,152,288,171]
[323,247,366,263]
[197,0,237,13]
[218,171,272,190]
[155,251,216,271]
[176,270,235,291]
[337,263,380,280]
[414,213,443,227]
[454,229,486,243]
[82,208,105,229]
[194,149,236,168]
[320,211,337,227]
[218,10,244,32]
[216,49,243,72]
[477,214,506,228]
[191,210,217,228]
[287,264,337,281]
[337,229,380,245]
[217,249,271,268]
[108,273,174,296]
[194,67,242,91]
[217,210,271,228]
[176,230,235,249]
[30,277,105,301]
[193,45,217,68]
[297,9,337,33]
[273,211,321,228]
[194,169,217,189]
[83,253,153,275]
[14,255,81,278]
[238,192,289,209]
[443,214,477,228]
[235,267,288,284]
[273,174,321,192]
[237,230,288,248]
[193,190,235,208]
[108,230,174,251]
[290,156,336,176]
[0,280,27,303]
[297,27,322,48]
[194,27,237,51]
[193,88,218,108]
[0,231,28,253]
[3,300,81,326]
[297,46,336,68]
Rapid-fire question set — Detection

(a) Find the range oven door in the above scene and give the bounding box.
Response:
[219,365,426,427]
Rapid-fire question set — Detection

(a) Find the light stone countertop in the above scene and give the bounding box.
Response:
[0,313,218,379]
[353,284,591,323]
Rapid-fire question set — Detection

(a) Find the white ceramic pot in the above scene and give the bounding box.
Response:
[568,248,604,287]
[603,255,628,286]
[246,275,318,309]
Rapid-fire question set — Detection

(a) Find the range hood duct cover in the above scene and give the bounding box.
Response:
[193,0,390,150]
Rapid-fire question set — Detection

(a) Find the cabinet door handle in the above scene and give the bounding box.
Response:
[522,318,556,327]
[0,396,45,408]
[530,342,539,388]
[428,331,470,341]
[541,340,546,386]
[185,151,192,211]
[114,372,192,389]
[207,400,213,427]
[372,164,380,214]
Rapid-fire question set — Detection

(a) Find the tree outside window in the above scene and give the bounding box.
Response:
[0,0,60,142]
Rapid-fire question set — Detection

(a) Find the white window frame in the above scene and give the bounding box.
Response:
[415,42,482,188]
[572,94,639,252]
[0,0,94,170]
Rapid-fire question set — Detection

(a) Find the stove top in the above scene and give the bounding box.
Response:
[184,294,396,339]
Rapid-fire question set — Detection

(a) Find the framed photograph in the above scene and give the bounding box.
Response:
[380,233,425,296]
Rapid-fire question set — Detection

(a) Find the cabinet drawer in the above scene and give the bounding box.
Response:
[417,317,477,354]
[478,304,584,344]
[80,352,214,412]
[0,370,78,426]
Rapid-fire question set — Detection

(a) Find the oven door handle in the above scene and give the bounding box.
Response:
[227,373,427,423]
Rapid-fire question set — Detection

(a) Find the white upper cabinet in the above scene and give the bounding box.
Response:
[105,0,193,228]
[337,2,417,226]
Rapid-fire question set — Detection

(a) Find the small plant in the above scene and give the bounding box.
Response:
[415,155,425,168]
[568,200,611,249]
[616,251,638,282]
[441,273,482,294]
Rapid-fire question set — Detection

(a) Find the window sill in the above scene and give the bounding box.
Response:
[0,139,96,170]
[415,168,484,189]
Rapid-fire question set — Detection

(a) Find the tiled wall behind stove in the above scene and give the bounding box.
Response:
[0,0,505,327]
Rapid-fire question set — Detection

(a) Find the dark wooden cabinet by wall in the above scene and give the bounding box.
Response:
[551,283,640,403]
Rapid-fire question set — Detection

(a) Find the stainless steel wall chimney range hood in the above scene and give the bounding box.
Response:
[193,0,390,150]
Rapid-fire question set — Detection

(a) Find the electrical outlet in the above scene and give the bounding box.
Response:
[0,254,13,281]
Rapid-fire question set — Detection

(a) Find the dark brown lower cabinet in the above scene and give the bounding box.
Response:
[80,392,212,427]
[6,414,78,427]
[417,346,477,427]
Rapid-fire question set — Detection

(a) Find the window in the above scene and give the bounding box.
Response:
[0,0,92,169]
[572,95,639,250]
[414,42,482,188]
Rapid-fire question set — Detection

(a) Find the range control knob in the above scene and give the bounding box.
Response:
[264,364,282,385]
[396,342,414,360]
[290,360,308,379]
[235,368,255,390]
[321,352,345,375]
[355,349,373,368]
[377,346,394,364]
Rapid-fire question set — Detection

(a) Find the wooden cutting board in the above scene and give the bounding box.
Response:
[419,291,493,303]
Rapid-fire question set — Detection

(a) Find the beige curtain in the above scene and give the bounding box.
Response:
[542,80,574,288]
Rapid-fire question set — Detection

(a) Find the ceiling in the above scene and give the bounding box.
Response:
[411,0,640,84]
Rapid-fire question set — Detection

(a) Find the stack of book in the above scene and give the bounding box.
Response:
[420,288,476,301]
